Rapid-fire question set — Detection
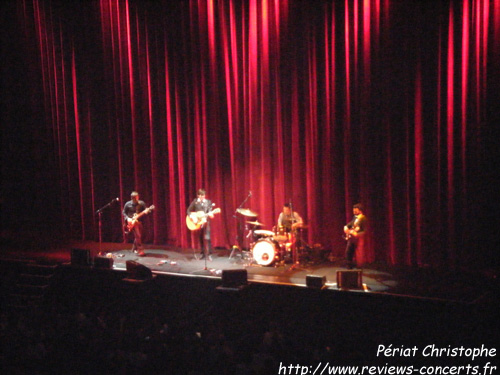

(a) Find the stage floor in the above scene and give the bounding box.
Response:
[1,239,495,303]
[96,247,395,293]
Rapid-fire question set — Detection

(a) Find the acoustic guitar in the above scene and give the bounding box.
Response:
[343,214,364,240]
[186,208,221,231]
[343,226,360,240]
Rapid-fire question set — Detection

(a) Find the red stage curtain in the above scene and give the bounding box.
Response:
[12,0,499,268]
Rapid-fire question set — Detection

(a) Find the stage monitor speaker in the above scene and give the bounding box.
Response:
[71,248,91,267]
[94,256,113,269]
[125,260,152,280]
[217,269,248,291]
[337,270,363,289]
[221,269,248,288]
[306,275,327,289]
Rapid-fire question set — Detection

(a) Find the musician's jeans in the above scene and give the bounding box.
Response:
[132,221,144,252]
[198,226,212,256]
[345,239,357,269]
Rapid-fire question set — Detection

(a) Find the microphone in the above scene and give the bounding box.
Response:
[249,191,252,196]
[114,197,120,202]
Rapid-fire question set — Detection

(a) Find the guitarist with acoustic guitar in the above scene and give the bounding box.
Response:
[123,191,154,257]
[186,189,220,260]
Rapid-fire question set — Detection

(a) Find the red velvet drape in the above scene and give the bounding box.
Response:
[16,0,499,267]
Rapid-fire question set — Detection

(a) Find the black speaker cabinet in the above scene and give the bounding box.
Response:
[337,270,363,289]
[221,269,248,287]
[94,256,113,269]
[125,260,153,280]
[71,248,91,267]
[306,275,327,289]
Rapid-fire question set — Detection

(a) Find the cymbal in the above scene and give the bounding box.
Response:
[236,208,258,217]
[246,220,264,226]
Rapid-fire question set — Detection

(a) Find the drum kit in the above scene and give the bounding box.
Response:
[233,207,309,267]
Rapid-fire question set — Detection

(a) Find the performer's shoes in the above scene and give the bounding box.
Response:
[137,251,146,257]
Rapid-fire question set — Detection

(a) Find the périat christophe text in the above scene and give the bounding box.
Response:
[377,345,496,362]
[277,345,497,375]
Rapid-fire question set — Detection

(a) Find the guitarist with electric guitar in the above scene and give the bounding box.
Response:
[343,203,367,269]
[123,191,154,257]
[186,189,221,260]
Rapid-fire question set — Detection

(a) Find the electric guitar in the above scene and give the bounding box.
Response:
[186,208,221,231]
[124,205,155,233]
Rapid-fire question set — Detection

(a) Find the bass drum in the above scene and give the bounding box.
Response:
[252,238,280,266]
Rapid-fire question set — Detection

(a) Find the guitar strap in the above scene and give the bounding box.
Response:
[202,199,211,213]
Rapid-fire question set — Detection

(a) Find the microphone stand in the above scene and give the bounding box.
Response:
[95,198,119,255]
[191,233,217,275]
[234,191,252,214]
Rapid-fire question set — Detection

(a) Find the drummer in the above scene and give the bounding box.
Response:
[277,203,303,233]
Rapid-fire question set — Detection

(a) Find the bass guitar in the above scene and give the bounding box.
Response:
[124,205,155,234]
[186,207,221,231]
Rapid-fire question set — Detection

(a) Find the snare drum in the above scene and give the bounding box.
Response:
[252,238,280,266]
